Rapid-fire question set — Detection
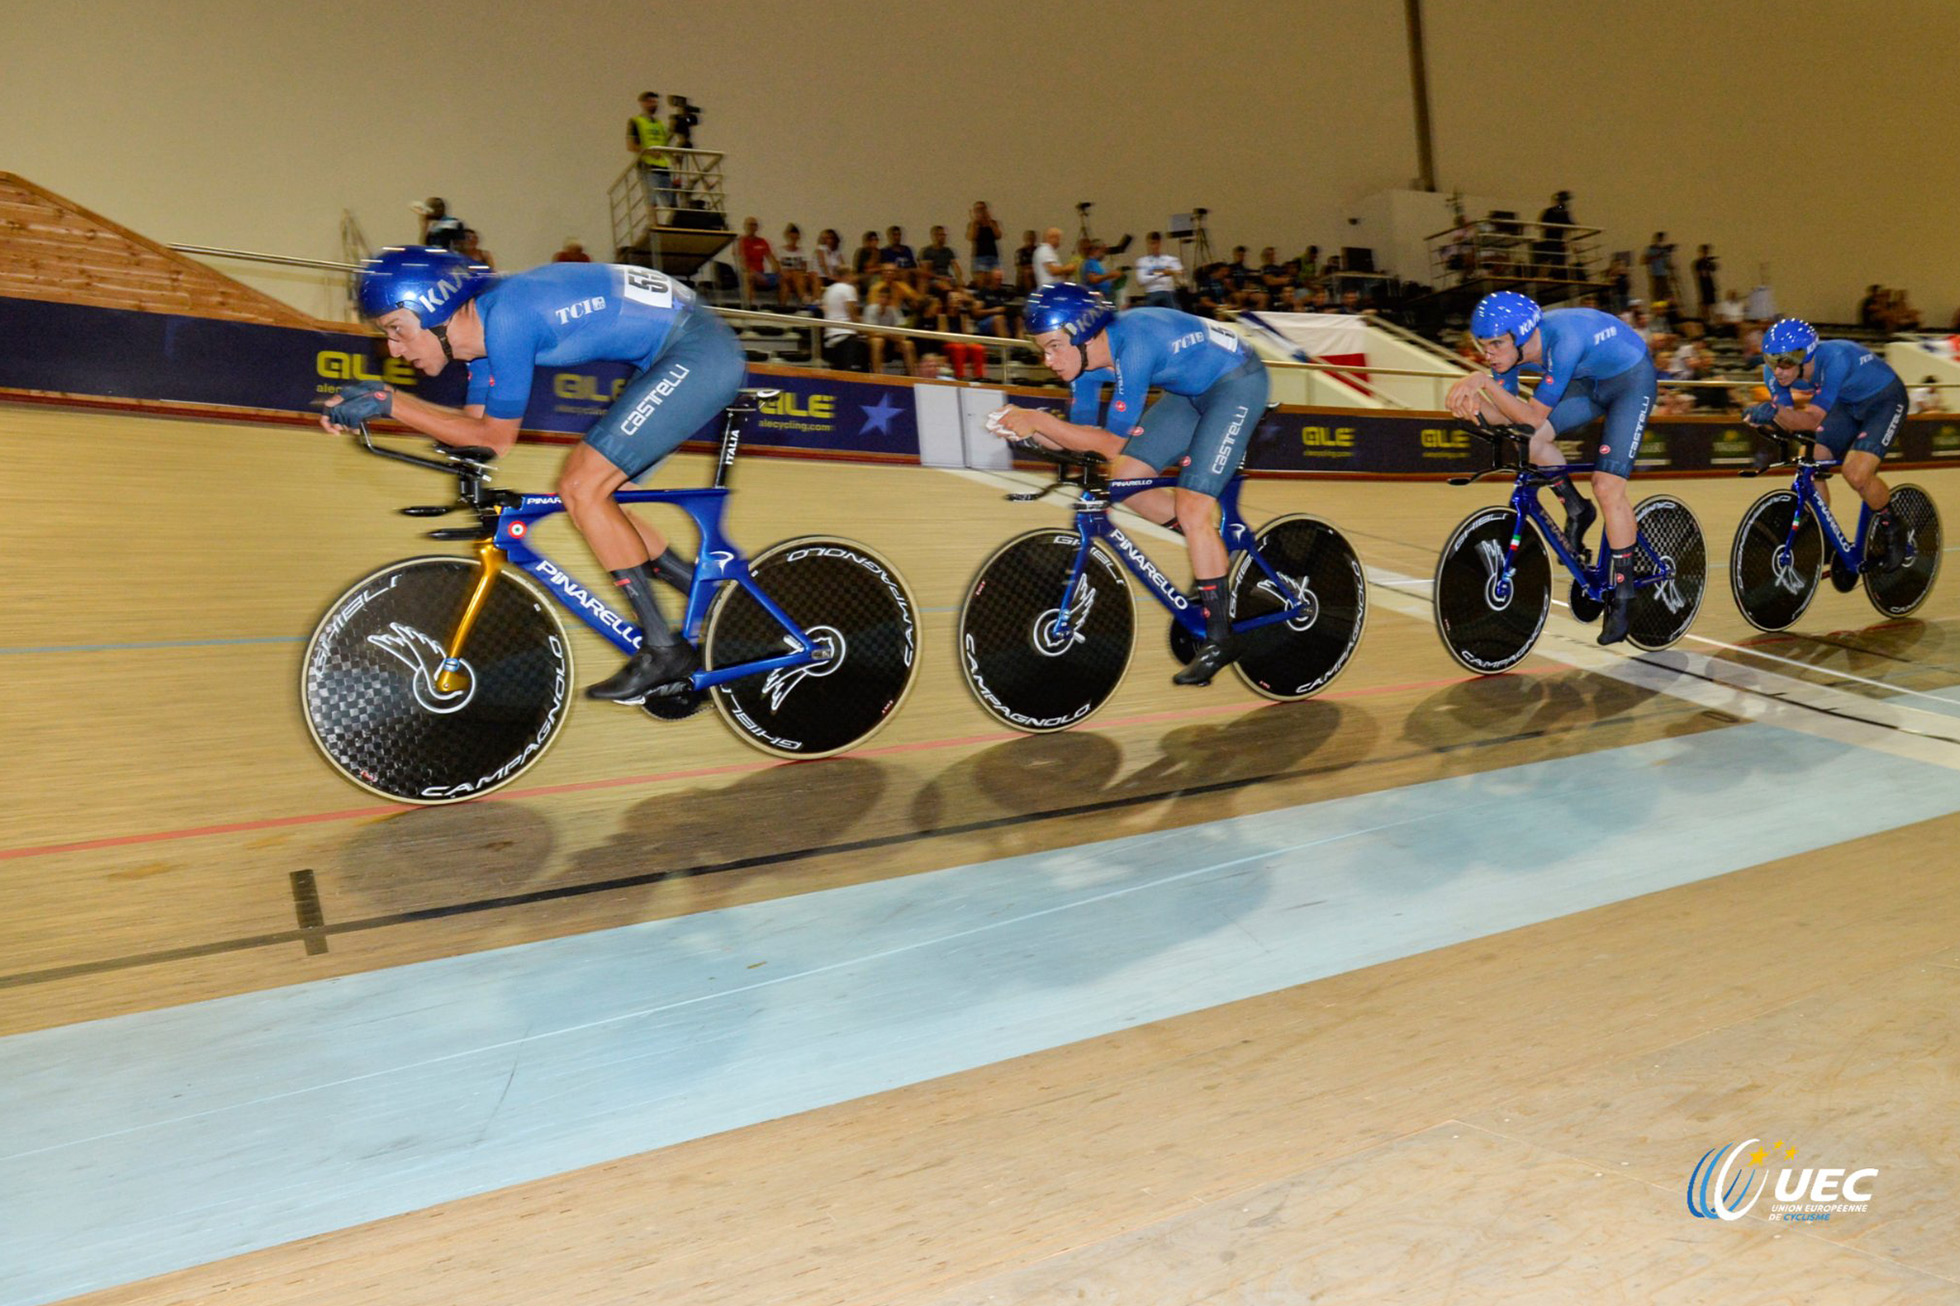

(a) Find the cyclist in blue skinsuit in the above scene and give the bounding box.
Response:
[988,284,1269,685]
[1745,317,1908,572]
[1445,291,1658,645]
[321,246,747,702]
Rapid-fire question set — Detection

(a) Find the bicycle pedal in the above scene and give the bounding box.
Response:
[641,688,705,721]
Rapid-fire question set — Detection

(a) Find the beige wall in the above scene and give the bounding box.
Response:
[3,0,1955,324]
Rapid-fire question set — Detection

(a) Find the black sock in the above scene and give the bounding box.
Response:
[1553,474,1586,516]
[650,547,695,593]
[612,564,678,646]
[1607,545,1637,593]
[1195,576,1229,642]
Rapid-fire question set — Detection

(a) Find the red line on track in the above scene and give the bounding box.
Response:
[1,666,1554,863]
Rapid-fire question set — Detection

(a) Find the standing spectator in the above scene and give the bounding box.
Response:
[1643,232,1675,304]
[778,224,818,304]
[553,238,592,263]
[1032,227,1076,289]
[416,197,465,251]
[1133,231,1183,308]
[627,92,673,215]
[1536,190,1572,278]
[813,228,850,285]
[1692,245,1719,321]
[1605,253,1632,313]
[820,275,867,371]
[967,202,1003,277]
[1712,288,1746,337]
[1079,239,1119,299]
[1014,229,1039,291]
[919,225,962,293]
[736,216,783,306]
[458,228,494,270]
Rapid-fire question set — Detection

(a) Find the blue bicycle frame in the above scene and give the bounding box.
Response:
[1484,456,1675,604]
[1773,455,1879,573]
[1044,471,1308,646]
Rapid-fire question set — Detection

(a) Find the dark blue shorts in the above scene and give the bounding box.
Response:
[584,309,747,479]
[1816,378,1908,461]
[1122,357,1268,498]
[1546,355,1657,479]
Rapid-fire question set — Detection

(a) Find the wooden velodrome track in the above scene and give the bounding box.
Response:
[4,398,1959,1304]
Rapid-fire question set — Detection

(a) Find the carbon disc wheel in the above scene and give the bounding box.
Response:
[1729,490,1822,632]
[1228,514,1367,700]
[1626,495,1706,651]
[1433,506,1551,675]
[1865,484,1943,617]
[958,529,1135,732]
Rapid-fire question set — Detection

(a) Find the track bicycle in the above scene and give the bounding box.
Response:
[1728,422,1941,631]
[1433,418,1706,673]
[956,438,1367,731]
[303,391,920,803]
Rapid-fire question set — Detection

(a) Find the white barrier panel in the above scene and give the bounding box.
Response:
[913,381,967,467]
[958,385,1014,470]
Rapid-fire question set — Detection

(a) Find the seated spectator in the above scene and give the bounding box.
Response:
[1712,288,1746,337]
[1298,243,1321,284]
[919,225,963,293]
[1620,300,1652,344]
[1912,376,1944,414]
[821,276,868,371]
[1224,246,1266,311]
[813,228,850,285]
[1739,327,1765,371]
[458,227,494,270]
[1132,232,1183,308]
[967,270,1018,339]
[862,283,919,375]
[1259,247,1294,302]
[416,197,465,250]
[1336,288,1368,316]
[552,237,591,263]
[880,225,920,290]
[867,262,925,318]
[736,216,783,305]
[1195,262,1233,318]
[777,224,818,304]
[852,230,884,284]
[1299,283,1333,313]
[924,287,989,380]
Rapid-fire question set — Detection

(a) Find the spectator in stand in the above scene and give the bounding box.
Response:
[627,93,673,215]
[553,238,592,263]
[814,228,850,285]
[416,197,466,251]
[880,226,920,290]
[1032,227,1076,289]
[1887,289,1922,331]
[820,274,867,371]
[1692,245,1719,321]
[1858,285,1885,330]
[1336,288,1368,316]
[852,230,884,284]
[458,228,494,270]
[1605,253,1632,313]
[1133,231,1184,308]
[1740,327,1765,371]
[1079,239,1120,299]
[1298,244,1321,285]
[1911,376,1944,414]
[1712,288,1746,337]
[736,216,783,306]
[1259,247,1293,304]
[1014,229,1039,291]
[1301,283,1332,313]
[968,202,1003,277]
[1643,233,1675,304]
[968,269,1017,339]
[1620,300,1653,345]
[1536,190,1572,278]
[925,286,990,380]
[867,262,925,320]
[861,282,919,375]
[1224,247,1266,311]
[919,225,962,294]
[777,224,818,304]
[1194,263,1234,319]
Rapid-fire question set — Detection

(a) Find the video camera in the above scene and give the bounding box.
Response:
[671,95,702,130]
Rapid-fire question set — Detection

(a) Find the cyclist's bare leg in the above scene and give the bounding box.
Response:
[1592,470,1635,550]
[1175,488,1226,578]
[558,444,643,570]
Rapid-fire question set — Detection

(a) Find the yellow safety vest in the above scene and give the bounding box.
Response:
[632,115,670,168]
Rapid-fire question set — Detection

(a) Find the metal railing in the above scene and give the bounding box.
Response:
[608,147,728,253]
[1427,219,1606,296]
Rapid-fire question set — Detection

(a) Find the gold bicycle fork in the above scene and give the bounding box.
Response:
[434,539,507,696]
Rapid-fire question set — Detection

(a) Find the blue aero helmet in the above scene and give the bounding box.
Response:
[1024,283,1115,344]
[1469,291,1542,353]
[358,245,494,327]
[1763,318,1819,368]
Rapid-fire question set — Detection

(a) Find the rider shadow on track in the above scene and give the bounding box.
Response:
[561,756,891,898]
[1750,615,1951,681]
[330,800,560,916]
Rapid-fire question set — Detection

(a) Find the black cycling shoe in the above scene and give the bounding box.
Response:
[1876,517,1909,574]
[1596,588,1632,647]
[1172,638,1239,686]
[1562,497,1598,561]
[586,642,701,703]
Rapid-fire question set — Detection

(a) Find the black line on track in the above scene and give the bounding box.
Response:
[290,869,328,956]
[0,706,1687,991]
